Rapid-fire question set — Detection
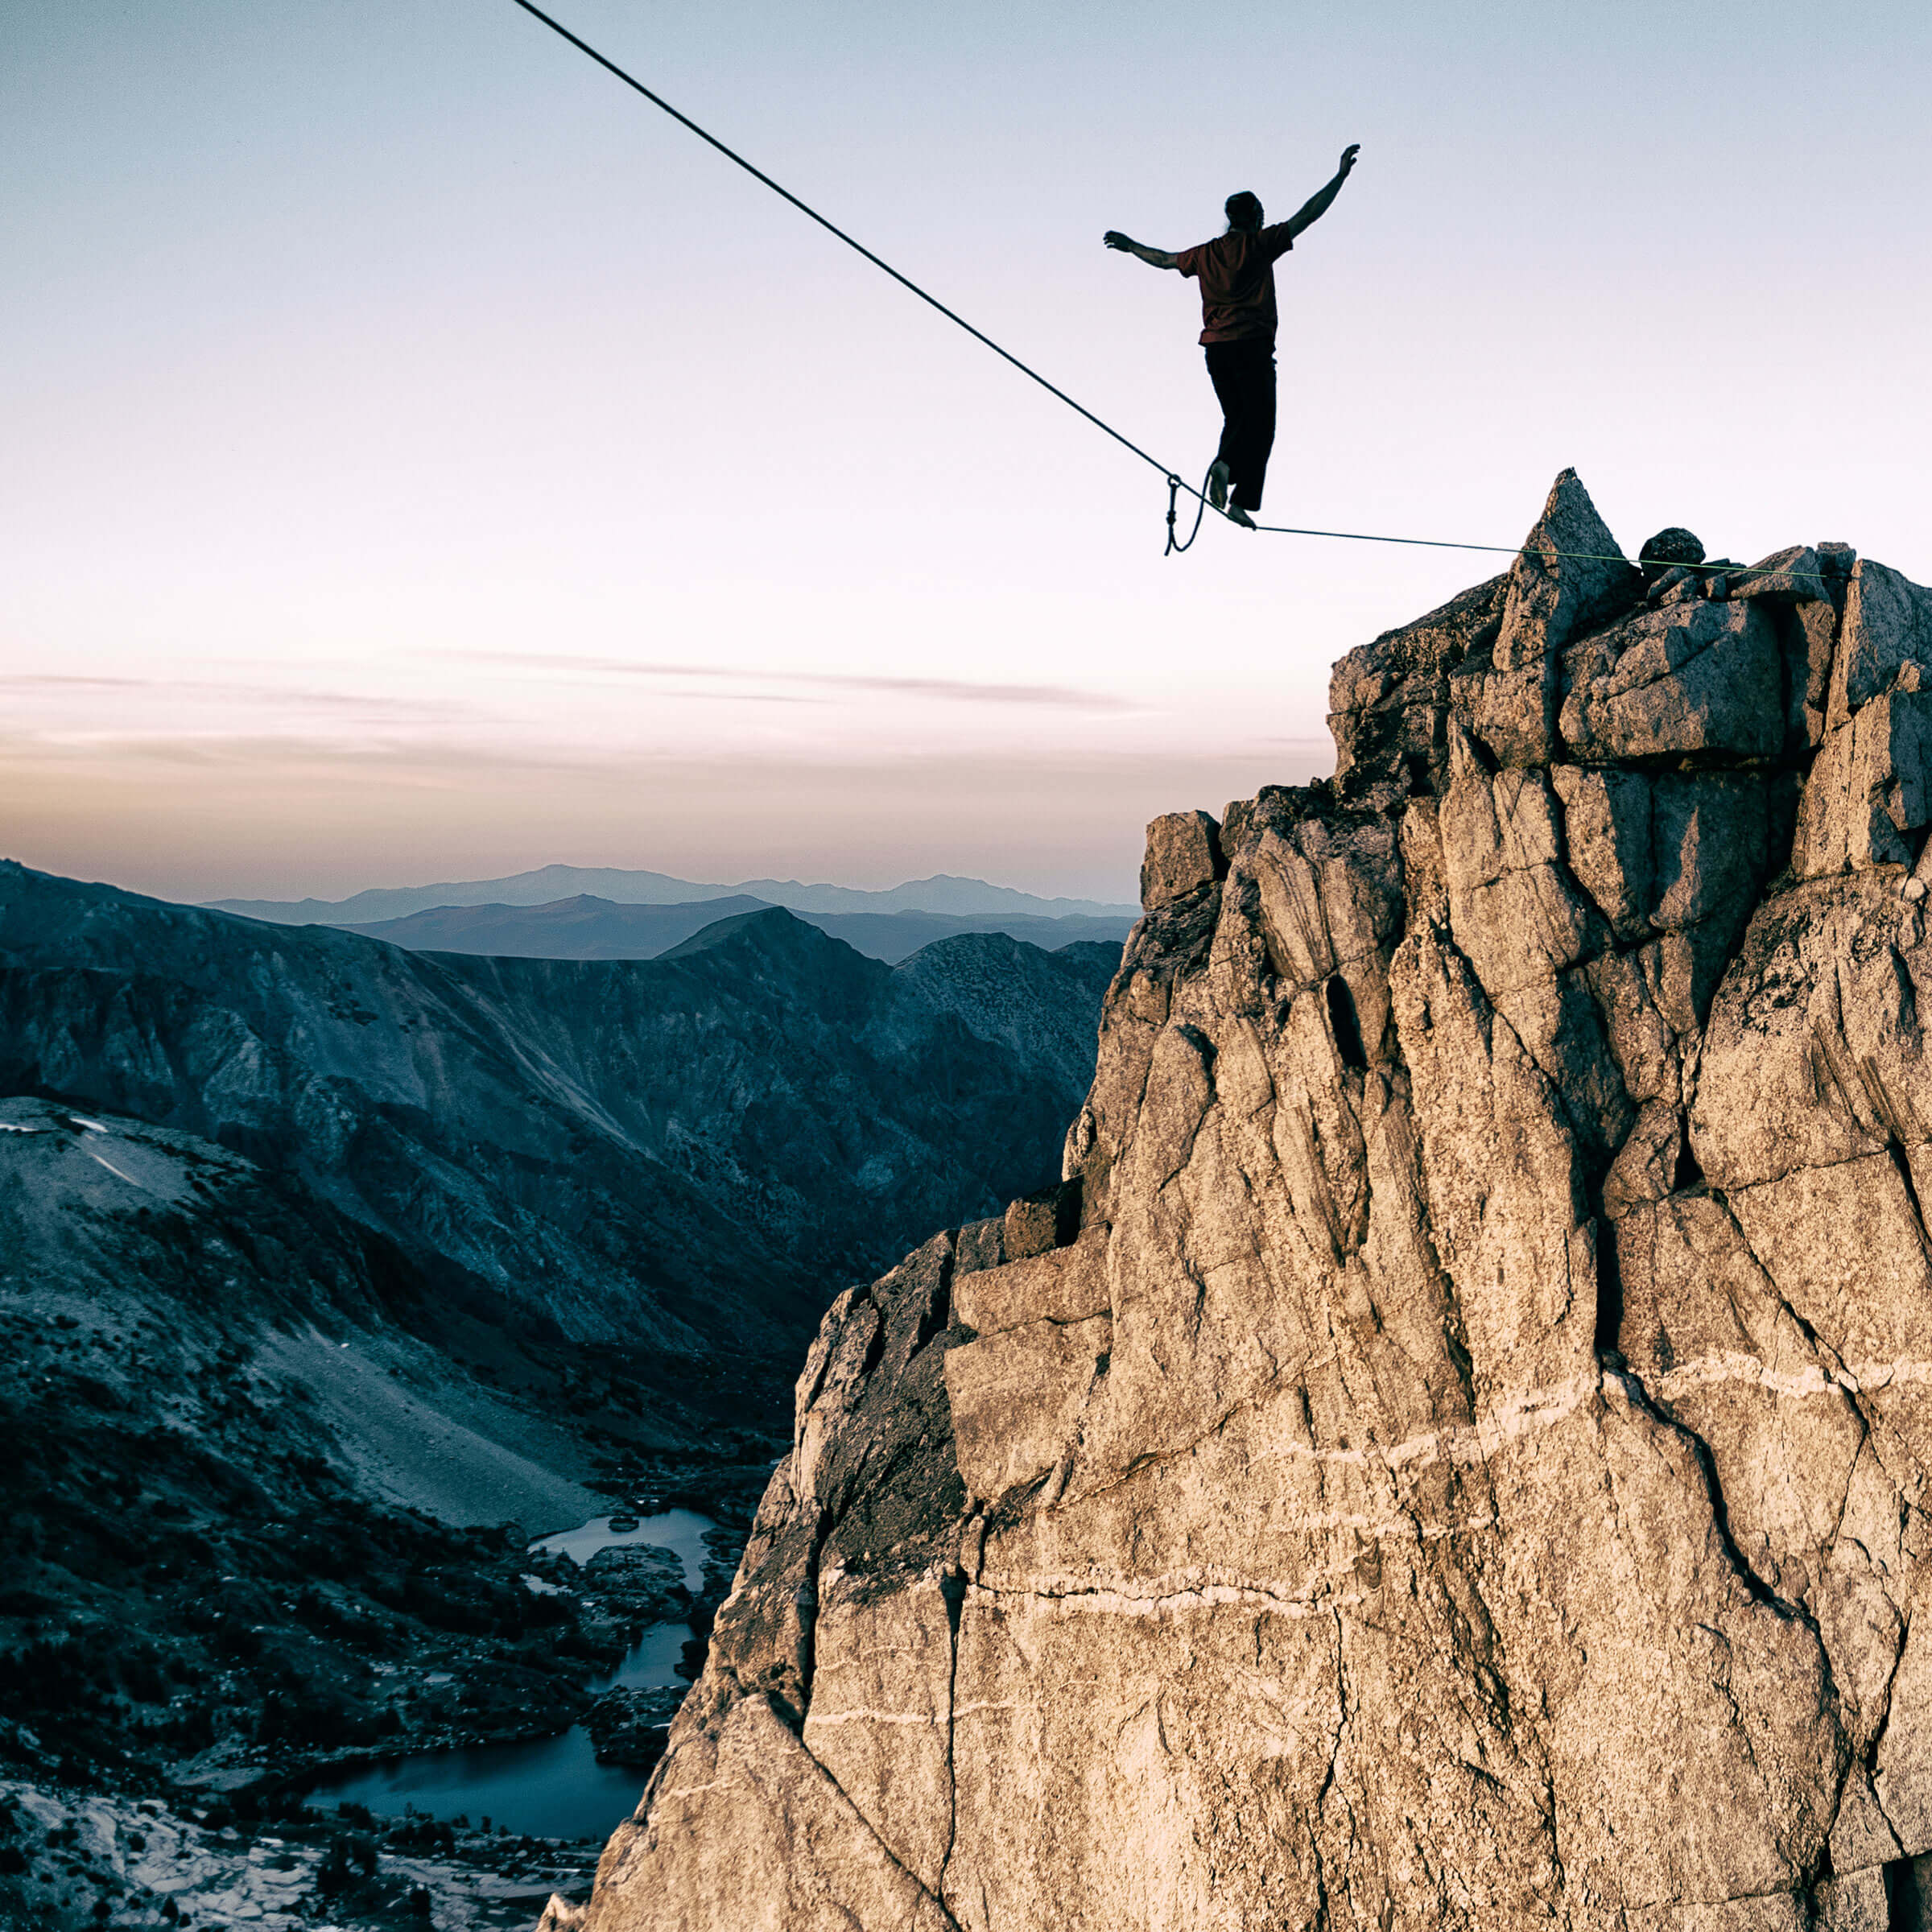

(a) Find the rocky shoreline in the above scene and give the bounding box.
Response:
[1,1775,603,1931]
[0,1501,755,1932]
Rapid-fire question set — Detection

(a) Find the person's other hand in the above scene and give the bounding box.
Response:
[1339,143,1361,176]
[1103,231,1132,250]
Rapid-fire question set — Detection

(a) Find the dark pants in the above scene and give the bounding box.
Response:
[1204,337,1278,512]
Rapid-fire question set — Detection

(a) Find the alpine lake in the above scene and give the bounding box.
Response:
[302,1509,717,1842]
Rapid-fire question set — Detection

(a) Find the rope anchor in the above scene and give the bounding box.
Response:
[1164,471,1208,556]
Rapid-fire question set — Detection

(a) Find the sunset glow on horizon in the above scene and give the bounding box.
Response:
[5,0,1928,904]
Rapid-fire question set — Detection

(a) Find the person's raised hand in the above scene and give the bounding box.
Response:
[1339,143,1361,177]
[1103,230,1132,250]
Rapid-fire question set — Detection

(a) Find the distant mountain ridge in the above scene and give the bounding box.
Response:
[336,894,1135,967]
[0,864,1117,1349]
[208,865,1139,927]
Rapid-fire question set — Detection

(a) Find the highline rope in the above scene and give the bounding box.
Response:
[505,1,1838,584]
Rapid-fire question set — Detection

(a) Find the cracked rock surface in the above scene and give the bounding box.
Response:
[579,473,1932,1930]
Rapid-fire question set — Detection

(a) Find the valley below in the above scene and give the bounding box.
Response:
[0,1096,782,1928]
[0,873,1121,1930]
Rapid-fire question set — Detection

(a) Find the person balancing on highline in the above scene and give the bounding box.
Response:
[1104,146,1360,529]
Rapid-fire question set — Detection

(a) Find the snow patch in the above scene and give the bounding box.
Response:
[88,1150,147,1190]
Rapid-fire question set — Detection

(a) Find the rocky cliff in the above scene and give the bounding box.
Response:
[579,473,1932,1930]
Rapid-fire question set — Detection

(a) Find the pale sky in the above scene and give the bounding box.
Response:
[3,0,1928,903]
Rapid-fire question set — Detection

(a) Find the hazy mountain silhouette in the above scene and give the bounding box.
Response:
[335,893,1135,965]
[208,865,1137,927]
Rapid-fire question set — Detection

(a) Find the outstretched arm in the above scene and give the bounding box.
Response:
[1103,231,1179,270]
[1283,143,1361,239]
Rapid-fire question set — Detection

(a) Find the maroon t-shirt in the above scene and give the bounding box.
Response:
[1174,223,1294,345]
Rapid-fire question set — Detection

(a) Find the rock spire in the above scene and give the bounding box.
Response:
[580,473,1932,1930]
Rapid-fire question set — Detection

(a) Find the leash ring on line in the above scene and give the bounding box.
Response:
[1165,473,1208,555]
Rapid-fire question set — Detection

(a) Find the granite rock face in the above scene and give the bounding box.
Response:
[581,477,1932,1930]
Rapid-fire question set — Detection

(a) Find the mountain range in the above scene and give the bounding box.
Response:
[0,863,1117,1354]
[334,894,1135,966]
[208,865,1137,928]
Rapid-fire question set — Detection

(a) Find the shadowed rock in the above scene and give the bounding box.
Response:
[1638,525,1705,580]
[581,1546,691,1625]
[584,1686,685,1769]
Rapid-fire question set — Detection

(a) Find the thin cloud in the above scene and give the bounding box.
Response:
[432,650,1132,712]
[618,689,828,705]
[810,671,1130,709]
[0,675,151,691]
[0,673,462,720]
[0,731,1323,783]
